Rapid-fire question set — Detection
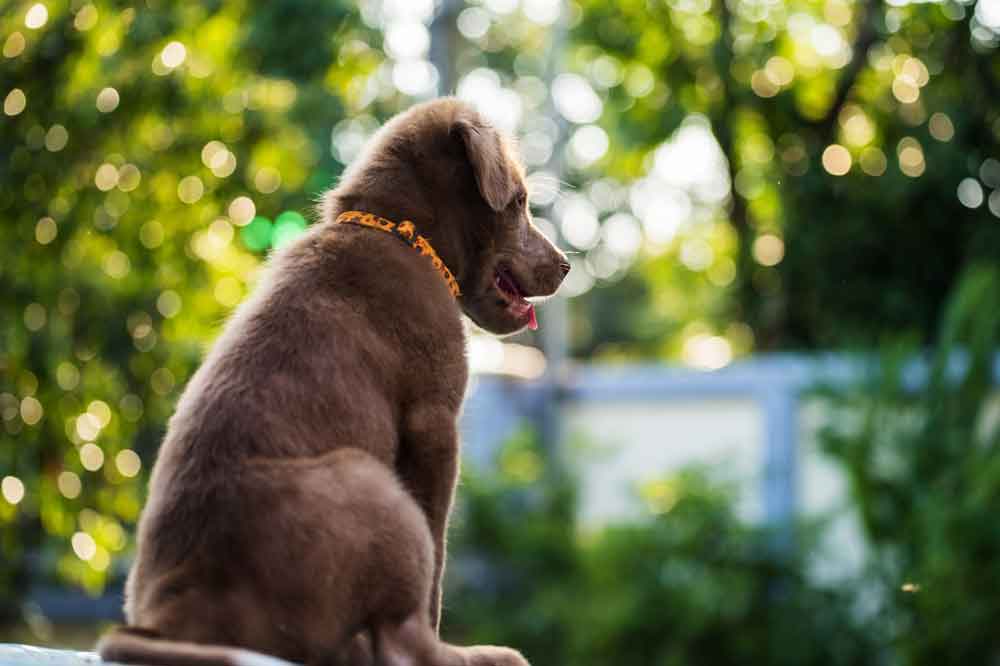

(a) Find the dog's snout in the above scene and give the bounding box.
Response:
[558,261,571,277]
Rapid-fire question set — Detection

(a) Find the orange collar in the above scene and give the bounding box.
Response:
[334,210,461,298]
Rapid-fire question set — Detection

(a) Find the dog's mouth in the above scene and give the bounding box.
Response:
[494,267,538,330]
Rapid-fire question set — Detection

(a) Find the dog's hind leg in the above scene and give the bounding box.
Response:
[372,614,527,666]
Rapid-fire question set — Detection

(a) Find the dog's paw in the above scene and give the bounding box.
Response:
[462,645,529,666]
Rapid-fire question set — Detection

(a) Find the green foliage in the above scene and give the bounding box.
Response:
[566,0,1000,355]
[0,0,389,609]
[819,264,1000,663]
[446,432,879,666]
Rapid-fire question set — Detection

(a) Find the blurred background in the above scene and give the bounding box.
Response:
[2,0,1000,662]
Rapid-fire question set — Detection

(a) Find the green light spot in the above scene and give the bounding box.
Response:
[241,216,272,252]
[272,211,307,249]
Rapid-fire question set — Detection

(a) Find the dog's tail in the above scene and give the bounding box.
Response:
[97,626,299,666]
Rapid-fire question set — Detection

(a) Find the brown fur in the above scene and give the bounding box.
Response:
[97,98,569,666]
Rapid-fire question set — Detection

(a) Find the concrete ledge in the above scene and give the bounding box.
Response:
[0,644,118,665]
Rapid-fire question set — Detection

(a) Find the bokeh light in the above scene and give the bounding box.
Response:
[822,144,852,176]
[25,3,48,30]
[2,477,25,505]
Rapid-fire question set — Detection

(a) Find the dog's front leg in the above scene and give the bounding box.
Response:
[398,405,460,635]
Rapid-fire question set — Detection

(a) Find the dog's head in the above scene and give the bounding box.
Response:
[424,101,571,335]
[331,99,570,336]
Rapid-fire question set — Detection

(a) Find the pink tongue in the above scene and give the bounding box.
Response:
[527,304,538,330]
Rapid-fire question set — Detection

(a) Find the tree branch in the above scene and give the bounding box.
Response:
[814,0,882,141]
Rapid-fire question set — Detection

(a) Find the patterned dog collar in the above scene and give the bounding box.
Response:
[334,210,461,298]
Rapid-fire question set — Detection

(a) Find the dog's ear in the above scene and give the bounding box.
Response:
[451,118,517,212]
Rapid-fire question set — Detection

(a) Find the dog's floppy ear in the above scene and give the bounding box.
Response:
[451,118,517,212]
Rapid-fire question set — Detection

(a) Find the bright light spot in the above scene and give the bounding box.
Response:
[822,144,852,176]
[4,32,26,58]
[810,23,844,57]
[384,22,429,60]
[156,290,182,318]
[624,65,655,97]
[979,158,1000,188]
[683,334,733,371]
[457,7,490,39]
[989,190,1000,218]
[751,71,779,98]
[630,182,689,245]
[71,531,97,560]
[557,195,600,250]
[602,213,642,258]
[707,257,736,286]
[901,582,921,593]
[900,57,929,87]
[392,60,438,96]
[95,163,119,191]
[57,471,81,499]
[24,303,46,331]
[456,68,522,133]
[25,3,48,30]
[178,175,205,203]
[96,87,119,112]
[76,413,102,441]
[559,258,595,297]
[957,178,984,208]
[753,234,785,266]
[118,164,141,191]
[35,217,57,244]
[552,73,603,124]
[523,0,561,25]
[765,56,795,86]
[1,476,25,504]
[20,396,43,425]
[975,0,1000,30]
[80,443,104,471]
[652,117,731,203]
[57,362,80,391]
[89,546,110,571]
[568,124,609,168]
[331,115,379,165]
[272,210,307,249]
[897,137,925,177]
[860,147,887,176]
[44,124,68,152]
[103,250,131,279]
[74,4,98,31]
[88,400,112,428]
[590,56,623,89]
[4,88,26,116]
[229,196,256,226]
[254,167,281,194]
[840,106,874,146]
[680,238,714,271]
[160,41,187,69]
[115,449,142,478]
[891,77,919,104]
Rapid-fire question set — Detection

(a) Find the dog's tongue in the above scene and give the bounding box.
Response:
[527,304,538,330]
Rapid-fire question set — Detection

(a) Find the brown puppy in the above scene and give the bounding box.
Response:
[97,97,569,666]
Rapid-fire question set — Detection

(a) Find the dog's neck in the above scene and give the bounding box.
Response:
[334,210,461,298]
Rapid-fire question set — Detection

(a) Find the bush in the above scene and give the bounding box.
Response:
[819,265,1000,664]
[444,430,878,665]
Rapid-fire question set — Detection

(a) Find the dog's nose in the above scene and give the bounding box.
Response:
[558,261,571,277]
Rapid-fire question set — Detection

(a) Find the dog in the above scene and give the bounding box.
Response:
[96,97,570,666]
